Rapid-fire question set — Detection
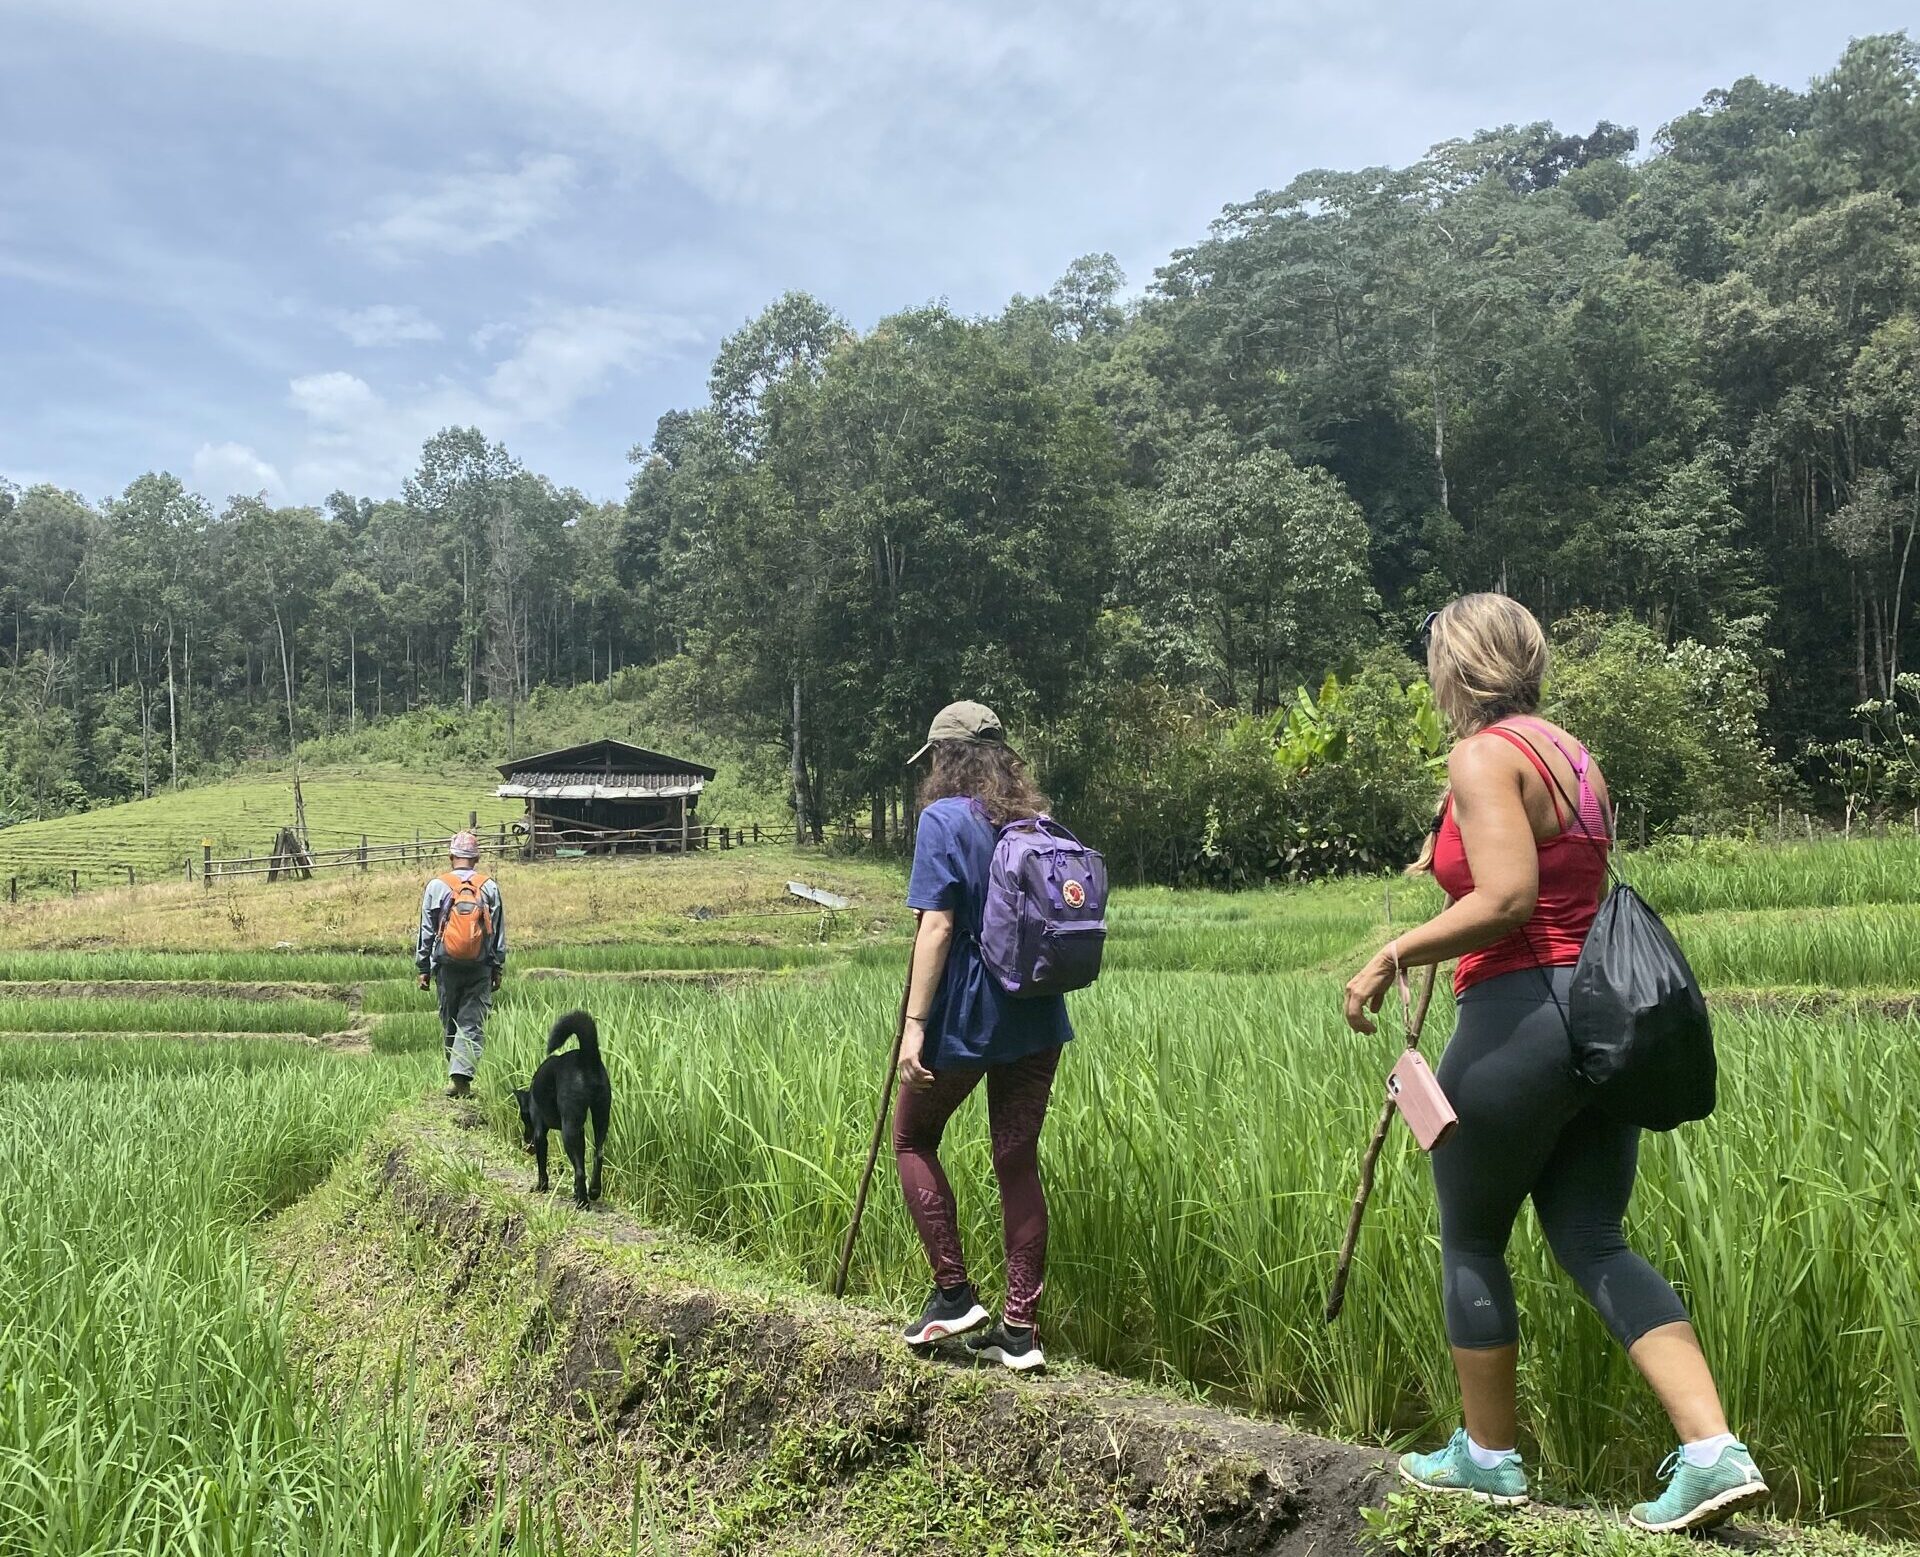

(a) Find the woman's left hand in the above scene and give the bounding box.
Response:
[897,1019,936,1092]
[1343,950,1396,1035]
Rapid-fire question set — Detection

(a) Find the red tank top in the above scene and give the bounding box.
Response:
[1432,718,1611,996]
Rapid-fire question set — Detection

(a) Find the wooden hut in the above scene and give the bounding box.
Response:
[495,740,717,855]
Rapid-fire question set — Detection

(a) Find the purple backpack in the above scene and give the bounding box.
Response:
[977,811,1109,998]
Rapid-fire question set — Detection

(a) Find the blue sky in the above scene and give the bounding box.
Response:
[1,1,1912,509]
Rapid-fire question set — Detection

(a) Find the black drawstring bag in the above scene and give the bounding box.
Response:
[1507,732,1716,1132]
[1567,883,1715,1130]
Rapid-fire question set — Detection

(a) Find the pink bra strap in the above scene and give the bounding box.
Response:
[1502,718,1611,839]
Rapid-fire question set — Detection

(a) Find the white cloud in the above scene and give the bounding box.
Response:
[191,440,284,500]
[284,306,700,493]
[483,307,703,424]
[288,370,383,427]
[330,303,443,346]
[340,153,578,261]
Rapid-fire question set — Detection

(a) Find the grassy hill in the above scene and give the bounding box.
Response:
[0,766,520,896]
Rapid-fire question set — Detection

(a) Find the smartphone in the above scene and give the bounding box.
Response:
[1387,1050,1457,1152]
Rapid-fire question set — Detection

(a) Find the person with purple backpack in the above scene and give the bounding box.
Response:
[894,700,1107,1371]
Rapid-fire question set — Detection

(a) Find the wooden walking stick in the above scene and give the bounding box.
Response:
[832,913,921,1299]
[1324,958,1438,1323]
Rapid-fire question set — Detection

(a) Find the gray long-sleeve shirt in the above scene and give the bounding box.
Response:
[415,869,508,973]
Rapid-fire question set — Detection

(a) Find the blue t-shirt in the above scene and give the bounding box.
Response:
[907,797,1073,1068]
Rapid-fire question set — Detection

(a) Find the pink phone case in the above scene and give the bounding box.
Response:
[1387,1050,1457,1152]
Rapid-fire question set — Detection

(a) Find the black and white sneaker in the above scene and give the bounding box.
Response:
[965,1319,1046,1372]
[903,1284,989,1346]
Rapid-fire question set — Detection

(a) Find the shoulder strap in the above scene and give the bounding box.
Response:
[1482,727,1567,827]
[1498,727,1619,880]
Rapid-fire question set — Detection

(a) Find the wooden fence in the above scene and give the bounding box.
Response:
[198,816,832,886]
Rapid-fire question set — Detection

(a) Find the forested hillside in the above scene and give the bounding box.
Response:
[4,36,1918,879]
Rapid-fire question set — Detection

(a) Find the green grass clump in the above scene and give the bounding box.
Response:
[369,1011,451,1054]
[0,949,393,984]
[470,958,1920,1526]
[0,1039,571,1554]
[1628,836,1920,914]
[0,941,839,988]
[0,994,346,1035]
[1671,904,1920,989]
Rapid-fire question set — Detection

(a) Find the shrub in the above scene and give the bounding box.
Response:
[1544,612,1774,834]
[1045,657,1445,886]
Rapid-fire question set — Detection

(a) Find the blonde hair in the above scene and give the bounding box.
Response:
[1428,593,1549,737]
[1407,593,1550,875]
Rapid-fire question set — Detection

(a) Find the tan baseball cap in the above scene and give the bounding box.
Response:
[907,700,1007,765]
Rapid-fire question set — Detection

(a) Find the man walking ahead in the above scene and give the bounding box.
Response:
[415,831,507,1099]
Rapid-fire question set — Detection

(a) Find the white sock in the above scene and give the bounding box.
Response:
[1466,1434,1520,1469]
[1681,1432,1737,1468]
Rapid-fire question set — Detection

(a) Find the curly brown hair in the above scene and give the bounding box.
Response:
[917,740,1050,827]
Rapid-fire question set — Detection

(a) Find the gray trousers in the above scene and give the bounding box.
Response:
[1431,966,1689,1351]
[435,961,494,1079]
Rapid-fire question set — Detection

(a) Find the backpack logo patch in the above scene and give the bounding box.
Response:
[1062,879,1086,909]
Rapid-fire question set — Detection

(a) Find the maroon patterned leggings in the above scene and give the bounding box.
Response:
[891,1045,1061,1329]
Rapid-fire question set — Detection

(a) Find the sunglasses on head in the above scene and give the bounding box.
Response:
[1415,610,1440,651]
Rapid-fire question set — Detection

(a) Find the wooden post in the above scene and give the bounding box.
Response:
[469,809,478,830]
[720,826,731,852]
[126,865,135,887]
[69,869,78,896]
[498,821,506,852]
[202,842,213,889]
[7,877,15,904]
[414,828,421,861]
[679,795,690,854]
[752,822,760,844]
[184,858,192,884]
[359,834,369,871]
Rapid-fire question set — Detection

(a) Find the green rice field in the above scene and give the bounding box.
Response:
[3,833,1920,1549]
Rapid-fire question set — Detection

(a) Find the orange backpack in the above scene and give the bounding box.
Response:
[436,871,494,962]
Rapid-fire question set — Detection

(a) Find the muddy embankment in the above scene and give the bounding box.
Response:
[266,1109,1390,1555]
[268,1112,1886,1556]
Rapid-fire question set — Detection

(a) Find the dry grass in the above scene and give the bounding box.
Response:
[0,846,911,954]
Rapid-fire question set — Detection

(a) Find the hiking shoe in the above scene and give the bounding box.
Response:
[1398,1430,1528,1506]
[1630,1443,1767,1533]
[965,1319,1046,1372]
[446,1075,473,1100]
[902,1284,988,1346]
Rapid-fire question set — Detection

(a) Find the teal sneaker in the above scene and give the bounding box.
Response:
[1629,1442,1768,1533]
[1398,1430,1529,1506]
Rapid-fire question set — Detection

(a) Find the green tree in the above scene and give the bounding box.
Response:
[1124,430,1375,710]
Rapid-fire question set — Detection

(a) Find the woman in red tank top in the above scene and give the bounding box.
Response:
[1339,595,1765,1530]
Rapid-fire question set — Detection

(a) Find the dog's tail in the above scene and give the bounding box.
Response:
[547,1009,600,1063]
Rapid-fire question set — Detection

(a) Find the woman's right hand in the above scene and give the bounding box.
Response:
[898,1019,936,1091]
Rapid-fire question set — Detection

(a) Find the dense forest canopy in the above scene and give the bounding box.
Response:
[4,36,1919,875]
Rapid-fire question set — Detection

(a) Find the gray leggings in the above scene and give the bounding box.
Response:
[1432,967,1690,1351]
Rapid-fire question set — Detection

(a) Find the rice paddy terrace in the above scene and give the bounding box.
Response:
[3,835,1920,1554]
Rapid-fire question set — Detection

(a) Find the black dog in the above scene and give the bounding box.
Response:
[515,1010,610,1207]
